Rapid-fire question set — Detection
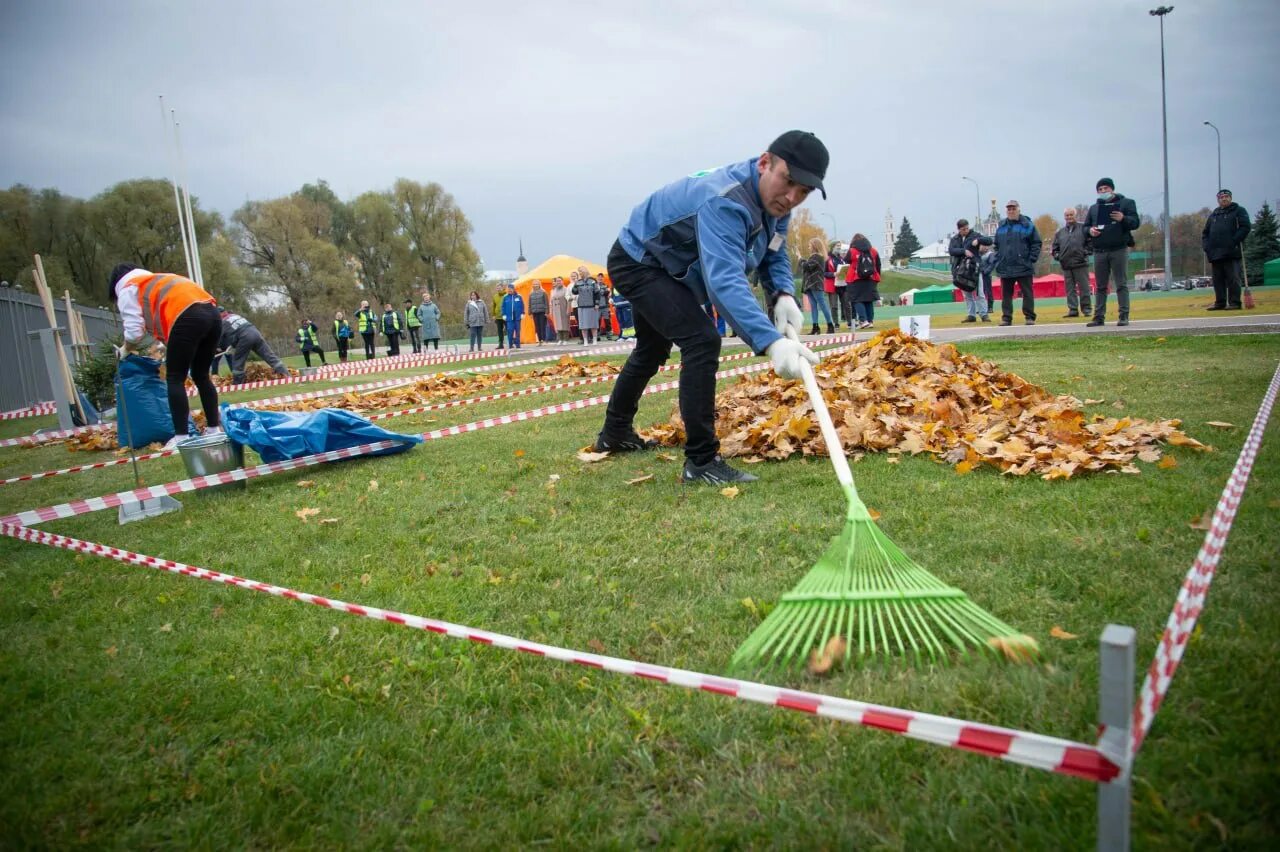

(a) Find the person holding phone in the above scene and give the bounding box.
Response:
[1084,178,1139,327]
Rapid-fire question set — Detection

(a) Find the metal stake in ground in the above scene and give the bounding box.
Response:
[114,355,181,525]
[732,360,1035,669]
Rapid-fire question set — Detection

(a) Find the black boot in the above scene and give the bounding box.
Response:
[826,323,835,334]
[810,324,820,336]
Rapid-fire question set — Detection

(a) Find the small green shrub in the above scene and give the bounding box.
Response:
[73,335,123,410]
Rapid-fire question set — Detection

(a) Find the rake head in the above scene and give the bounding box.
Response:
[731,512,1036,671]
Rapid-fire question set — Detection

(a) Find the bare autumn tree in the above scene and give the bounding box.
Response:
[389,178,481,308]
[233,195,353,315]
[1033,213,1061,275]
[785,207,829,270]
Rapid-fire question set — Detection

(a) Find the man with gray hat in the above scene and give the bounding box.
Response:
[594,130,825,485]
[1084,178,1139,327]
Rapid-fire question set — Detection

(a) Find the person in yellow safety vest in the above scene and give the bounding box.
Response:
[108,262,222,451]
[354,300,378,359]
[381,302,403,357]
[404,298,422,354]
[296,319,327,367]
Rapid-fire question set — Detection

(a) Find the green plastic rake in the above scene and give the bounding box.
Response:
[731,361,1034,670]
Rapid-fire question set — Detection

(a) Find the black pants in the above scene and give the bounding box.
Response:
[834,286,853,327]
[408,327,421,353]
[494,319,507,348]
[361,332,376,358]
[1210,258,1243,308]
[532,312,549,342]
[425,337,439,350]
[300,343,327,367]
[999,275,1036,323]
[602,240,722,464]
[982,273,994,313]
[386,333,400,357]
[336,337,349,361]
[165,302,222,434]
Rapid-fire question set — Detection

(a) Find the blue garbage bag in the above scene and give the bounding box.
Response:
[115,355,174,448]
[221,406,422,463]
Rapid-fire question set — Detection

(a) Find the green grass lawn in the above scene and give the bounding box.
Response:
[1,334,1278,848]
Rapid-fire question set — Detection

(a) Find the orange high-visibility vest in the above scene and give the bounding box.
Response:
[136,274,215,341]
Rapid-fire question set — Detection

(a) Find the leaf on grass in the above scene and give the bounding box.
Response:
[295,507,320,522]
[50,581,62,600]
[587,638,606,654]
[656,452,677,462]
[720,486,740,499]
[1083,398,1104,405]
[1157,456,1178,469]
[577,450,610,463]
[1049,626,1079,640]
[158,622,173,633]
[296,480,316,488]
[1124,364,1136,371]
[807,636,847,676]
[367,479,379,492]
[514,449,525,458]
[987,634,1040,663]
[740,597,760,617]
[1204,421,1235,429]
[318,517,340,525]
[1188,513,1214,531]
[866,507,882,521]
[626,474,654,486]
[360,573,371,586]
[211,605,225,619]
[104,645,118,658]
[329,626,340,642]
[885,456,899,464]
[955,460,974,475]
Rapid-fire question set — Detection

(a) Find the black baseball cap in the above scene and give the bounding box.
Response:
[767,130,829,199]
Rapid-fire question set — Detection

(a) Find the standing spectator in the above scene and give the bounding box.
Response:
[824,242,843,328]
[501,283,525,349]
[573,272,599,345]
[296,318,327,367]
[845,233,882,329]
[799,236,835,334]
[381,302,402,356]
[220,307,288,383]
[1202,189,1252,311]
[404,299,422,353]
[464,290,488,352]
[949,219,992,323]
[594,273,613,340]
[108,264,223,448]
[527,280,550,345]
[1084,178,1139,327]
[994,200,1041,326]
[332,310,353,362]
[491,284,507,350]
[1052,208,1093,318]
[550,276,571,344]
[354,300,377,358]
[419,292,442,350]
[832,242,852,329]
[978,245,998,315]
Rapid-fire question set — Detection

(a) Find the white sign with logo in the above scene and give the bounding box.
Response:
[898,315,931,340]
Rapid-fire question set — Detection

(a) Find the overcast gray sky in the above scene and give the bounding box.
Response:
[3,0,1278,269]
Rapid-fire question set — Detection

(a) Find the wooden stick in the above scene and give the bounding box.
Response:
[33,255,86,422]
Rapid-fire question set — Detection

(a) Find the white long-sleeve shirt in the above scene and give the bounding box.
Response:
[114,268,153,344]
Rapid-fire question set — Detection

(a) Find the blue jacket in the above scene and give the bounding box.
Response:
[617,157,794,353]
[993,216,1042,278]
[501,293,525,324]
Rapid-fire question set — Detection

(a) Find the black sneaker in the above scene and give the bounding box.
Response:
[1025,320,1036,326]
[961,316,976,323]
[1063,312,1080,318]
[593,431,658,453]
[998,320,1012,327]
[682,455,759,485]
[1117,318,1130,326]
[1206,305,1226,311]
[1086,318,1105,327]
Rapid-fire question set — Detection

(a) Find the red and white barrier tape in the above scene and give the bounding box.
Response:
[0,449,179,487]
[1130,359,1280,757]
[0,439,402,527]
[0,401,57,420]
[0,423,115,450]
[0,519,1121,783]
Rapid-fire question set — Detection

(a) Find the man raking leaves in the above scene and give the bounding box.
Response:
[592,130,826,484]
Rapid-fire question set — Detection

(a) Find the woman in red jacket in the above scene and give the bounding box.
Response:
[109,263,222,449]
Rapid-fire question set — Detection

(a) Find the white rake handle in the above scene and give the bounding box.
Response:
[799,359,854,490]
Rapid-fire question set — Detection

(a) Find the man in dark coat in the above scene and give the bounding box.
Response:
[1051,207,1092,317]
[219,308,288,384]
[1201,189,1252,310]
[948,219,993,322]
[1084,178,1140,327]
[993,200,1041,326]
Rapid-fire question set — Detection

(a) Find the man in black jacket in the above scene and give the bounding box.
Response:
[993,200,1041,326]
[1051,207,1092,318]
[1202,189,1252,310]
[1084,178,1140,327]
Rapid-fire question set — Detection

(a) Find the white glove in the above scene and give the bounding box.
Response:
[767,337,820,380]
[113,344,128,360]
[772,293,805,342]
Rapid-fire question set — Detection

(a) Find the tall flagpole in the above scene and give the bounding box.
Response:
[158,96,193,279]
[172,112,204,285]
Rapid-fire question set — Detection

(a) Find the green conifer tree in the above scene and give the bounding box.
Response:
[892,217,922,261]
[1243,201,1279,284]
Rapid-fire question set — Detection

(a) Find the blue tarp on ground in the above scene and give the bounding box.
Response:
[221,407,422,463]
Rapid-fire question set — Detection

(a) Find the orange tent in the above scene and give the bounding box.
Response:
[509,255,617,343]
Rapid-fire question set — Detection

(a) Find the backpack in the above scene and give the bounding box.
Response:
[855,247,876,280]
[954,255,979,292]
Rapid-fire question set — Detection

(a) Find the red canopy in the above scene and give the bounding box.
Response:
[952,272,1096,301]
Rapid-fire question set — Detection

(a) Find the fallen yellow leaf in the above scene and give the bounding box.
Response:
[318,518,340,525]
[296,480,316,488]
[1157,456,1178,469]
[514,449,525,458]
[656,452,677,462]
[1050,626,1079,640]
[955,460,974,475]
[1155,337,1167,343]
[987,634,1040,663]
[360,573,371,586]
[1204,421,1235,429]
[1189,513,1214,531]
[1124,364,1136,371]
[367,480,379,492]
[625,474,654,485]
[807,635,847,675]
[295,507,320,522]
[720,486,741,498]
[866,507,882,521]
[576,450,610,463]
[104,645,118,658]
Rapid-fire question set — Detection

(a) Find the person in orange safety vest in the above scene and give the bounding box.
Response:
[109,263,222,450]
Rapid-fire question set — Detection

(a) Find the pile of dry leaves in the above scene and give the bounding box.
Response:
[647,329,1208,479]
[59,411,208,453]
[209,363,299,388]
[256,356,619,415]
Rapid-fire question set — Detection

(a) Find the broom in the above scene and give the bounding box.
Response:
[731,360,1036,670]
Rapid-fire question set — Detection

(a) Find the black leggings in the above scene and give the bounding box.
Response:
[165,302,222,435]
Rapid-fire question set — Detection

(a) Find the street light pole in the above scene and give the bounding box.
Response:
[821,212,839,244]
[1203,120,1221,190]
[1151,6,1174,288]
[961,176,981,229]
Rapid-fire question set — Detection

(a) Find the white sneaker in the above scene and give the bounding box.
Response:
[160,435,185,451]
[205,425,223,435]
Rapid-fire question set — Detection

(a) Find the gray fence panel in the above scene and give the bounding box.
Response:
[0,288,120,412]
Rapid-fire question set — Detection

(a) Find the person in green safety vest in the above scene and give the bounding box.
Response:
[381,302,403,357]
[296,318,327,367]
[404,299,422,354]
[354,300,378,359]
